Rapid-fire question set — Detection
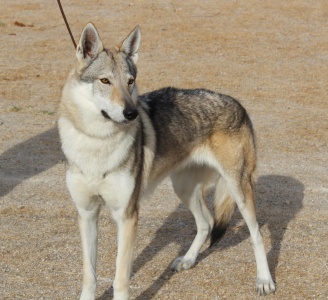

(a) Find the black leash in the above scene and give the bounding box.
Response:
[56,0,77,49]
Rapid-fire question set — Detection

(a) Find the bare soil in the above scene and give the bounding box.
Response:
[0,1,327,299]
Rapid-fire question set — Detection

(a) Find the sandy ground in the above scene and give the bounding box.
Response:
[0,0,327,299]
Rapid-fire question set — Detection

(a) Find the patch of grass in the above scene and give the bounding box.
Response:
[41,110,55,116]
[0,21,5,27]
[10,105,21,112]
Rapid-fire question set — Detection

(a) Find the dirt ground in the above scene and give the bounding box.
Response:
[0,0,327,299]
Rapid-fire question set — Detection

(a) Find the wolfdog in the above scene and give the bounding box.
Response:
[58,23,275,299]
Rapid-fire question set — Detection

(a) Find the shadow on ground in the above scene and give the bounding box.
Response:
[0,127,63,197]
[98,175,304,300]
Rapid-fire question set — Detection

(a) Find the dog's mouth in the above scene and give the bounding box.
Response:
[101,110,111,120]
[100,110,135,125]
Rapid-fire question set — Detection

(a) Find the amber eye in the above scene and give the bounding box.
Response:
[128,78,135,85]
[100,78,110,84]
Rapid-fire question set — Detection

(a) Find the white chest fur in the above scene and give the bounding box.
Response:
[59,117,137,208]
[60,118,133,173]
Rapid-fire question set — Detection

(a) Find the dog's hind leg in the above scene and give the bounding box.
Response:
[225,174,275,295]
[205,126,275,295]
[66,171,102,300]
[207,125,275,295]
[170,167,214,271]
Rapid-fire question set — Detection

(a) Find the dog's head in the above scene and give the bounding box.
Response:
[74,23,141,124]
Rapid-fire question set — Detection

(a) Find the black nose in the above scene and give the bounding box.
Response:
[123,107,138,121]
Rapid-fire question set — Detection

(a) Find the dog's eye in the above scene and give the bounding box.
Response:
[128,78,135,85]
[100,78,110,84]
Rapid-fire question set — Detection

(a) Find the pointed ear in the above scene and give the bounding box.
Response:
[76,23,103,69]
[119,26,141,64]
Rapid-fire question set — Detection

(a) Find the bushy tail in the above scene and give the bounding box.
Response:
[210,177,236,247]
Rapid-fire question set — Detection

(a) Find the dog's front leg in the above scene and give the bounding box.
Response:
[66,170,101,300]
[112,210,138,300]
[78,204,101,300]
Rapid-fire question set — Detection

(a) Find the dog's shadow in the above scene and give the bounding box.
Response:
[0,127,63,198]
[98,175,304,300]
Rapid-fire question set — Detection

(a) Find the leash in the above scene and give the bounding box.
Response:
[56,0,77,49]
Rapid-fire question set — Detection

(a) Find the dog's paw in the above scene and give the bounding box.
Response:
[170,256,195,272]
[256,278,276,295]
